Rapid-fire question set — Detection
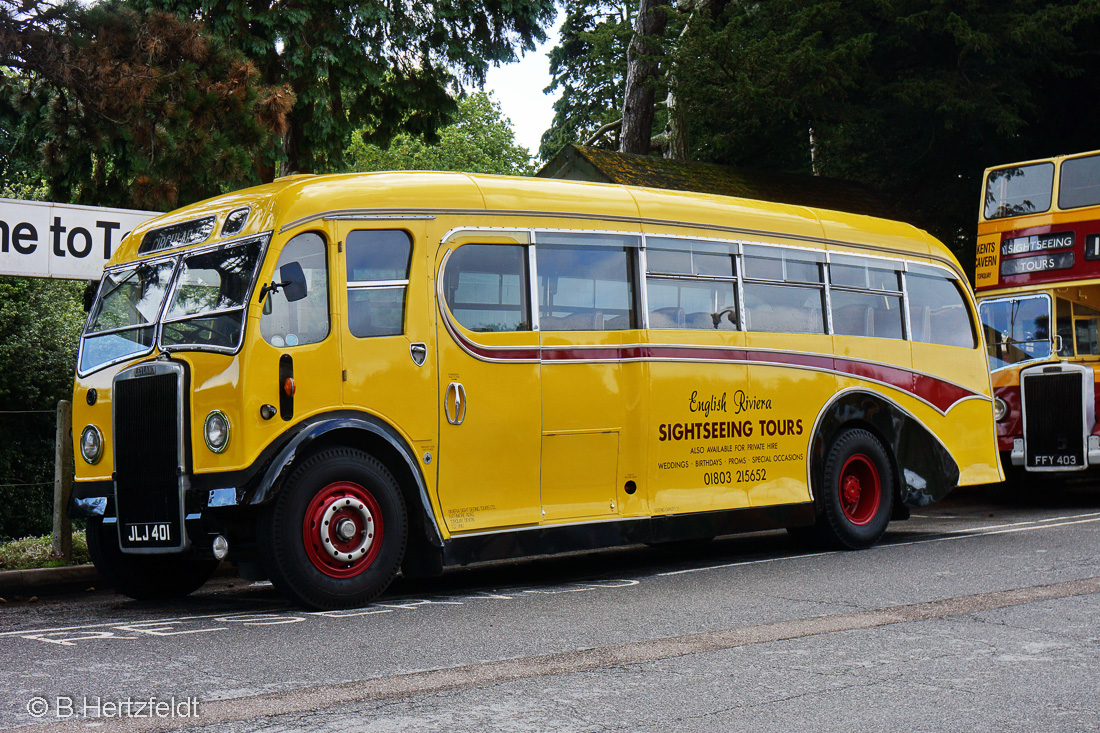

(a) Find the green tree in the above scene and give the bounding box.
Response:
[544,1,1100,263]
[347,93,533,176]
[673,0,1100,257]
[540,0,636,159]
[0,276,85,539]
[0,0,295,211]
[137,0,556,176]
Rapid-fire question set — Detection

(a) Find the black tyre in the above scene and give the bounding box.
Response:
[815,428,894,549]
[258,447,407,610]
[86,518,219,600]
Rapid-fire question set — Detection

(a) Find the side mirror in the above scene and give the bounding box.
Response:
[258,262,309,306]
[279,262,308,302]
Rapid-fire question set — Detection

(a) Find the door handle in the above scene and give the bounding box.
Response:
[445,382,467,425]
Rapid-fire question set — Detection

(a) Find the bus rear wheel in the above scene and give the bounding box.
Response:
[86,518,219,600]
[816,428,894,549]
[259,447,407,610]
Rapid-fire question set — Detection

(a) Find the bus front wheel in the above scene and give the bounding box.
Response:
[259,447,407,610]
[817,428,894,549]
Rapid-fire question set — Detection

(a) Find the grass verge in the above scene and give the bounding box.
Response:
[0,531,90,571]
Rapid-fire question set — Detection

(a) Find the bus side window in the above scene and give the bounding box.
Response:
[260,232,330,348]
[742,246,825,335]
[906,272,977,348]
[1064,298,1100,357]
[443,244,530,332]
[829,259,904,339]
[536,244,636,330]
[346,230,412,338]
[645,241,738,330]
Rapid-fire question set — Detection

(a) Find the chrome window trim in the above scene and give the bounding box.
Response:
[527,244,540,331]
[138,215,217,255]
[531,231,638,330]
[432,224,974,346]
[347,279,410,289]
[284,207,967,281]
[904,267,981,349]
[79,322,159,340]
[161,304,250,324]
[645,272,738,283]
[220,206,251,237]
[83,255,180,336]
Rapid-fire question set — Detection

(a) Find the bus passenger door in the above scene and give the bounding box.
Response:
[337,225,437,445]
[434,239,542,533]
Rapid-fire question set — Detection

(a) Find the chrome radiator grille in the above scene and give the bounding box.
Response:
[1022,370,1085,471]
[113,366,186,550]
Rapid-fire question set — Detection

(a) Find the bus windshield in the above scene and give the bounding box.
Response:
[160,240,264,351]
[978,294,1053,369]
[984,163,1055,220]
[79,260,177,374]
[79,237,266,374]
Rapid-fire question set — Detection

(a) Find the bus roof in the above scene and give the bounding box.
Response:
[112,171,957,275]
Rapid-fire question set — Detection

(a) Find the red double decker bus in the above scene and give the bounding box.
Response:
[975,149,1100,493]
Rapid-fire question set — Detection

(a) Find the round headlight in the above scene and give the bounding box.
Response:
[204,410,230,453]
[993,397,1008,422]
[80,425,103,464]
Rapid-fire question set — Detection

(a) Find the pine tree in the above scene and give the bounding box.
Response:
[540,0,636,159]
[0,0,294,210]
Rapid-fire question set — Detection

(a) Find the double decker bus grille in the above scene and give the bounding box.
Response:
[114,372,184,549]
[1022,372,1085,470]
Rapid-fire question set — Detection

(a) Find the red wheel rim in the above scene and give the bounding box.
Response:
[838,454,881,526]
[302,481,383,578]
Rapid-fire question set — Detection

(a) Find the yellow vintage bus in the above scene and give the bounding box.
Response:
[975,149,1100,494]
[69,172,1000,609]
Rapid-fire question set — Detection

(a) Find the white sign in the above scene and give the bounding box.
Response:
[0,199,160,280]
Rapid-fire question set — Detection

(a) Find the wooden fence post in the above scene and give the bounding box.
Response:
[52,400,74,560]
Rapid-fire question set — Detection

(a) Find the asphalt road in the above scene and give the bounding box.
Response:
[2,485,1099,732]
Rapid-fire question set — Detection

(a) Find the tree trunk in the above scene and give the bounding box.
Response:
[663,82,689,160]
[620,0,668,155]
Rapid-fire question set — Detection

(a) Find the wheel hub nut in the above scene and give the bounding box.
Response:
[335,518,358,541]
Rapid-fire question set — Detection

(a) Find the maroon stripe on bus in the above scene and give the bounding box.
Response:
[448,325,980,412]
[541,347,623,361]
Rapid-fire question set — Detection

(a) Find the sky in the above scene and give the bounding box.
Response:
[483,12,563,160]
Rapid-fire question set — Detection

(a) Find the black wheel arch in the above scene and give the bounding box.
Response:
[246,411,444,562]
[809,389,960,513]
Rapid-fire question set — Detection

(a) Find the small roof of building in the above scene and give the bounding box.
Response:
[537,144,897,221]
